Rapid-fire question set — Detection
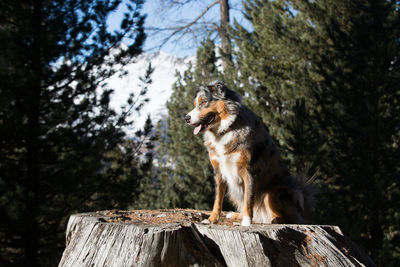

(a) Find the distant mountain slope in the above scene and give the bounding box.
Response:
[107,51,193,134]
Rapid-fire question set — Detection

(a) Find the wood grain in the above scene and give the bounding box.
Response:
[58,210,376,267]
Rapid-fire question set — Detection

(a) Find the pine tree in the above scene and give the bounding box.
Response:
[0,0,146,265]
[90,63,155,210]
[129,115,163,210]
[231,0,321,174]
[233,0,400,264]
[295,1,400,264]
[154,39,224,210]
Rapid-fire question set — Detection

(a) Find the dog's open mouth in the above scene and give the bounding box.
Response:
[193,113,215,135]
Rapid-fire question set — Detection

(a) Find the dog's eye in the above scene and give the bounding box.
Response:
[199,101,207,107]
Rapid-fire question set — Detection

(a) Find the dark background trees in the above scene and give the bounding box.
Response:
[1,0,399,266]
[0,0,148,265]
[154,39,221,210]
[155,0,400,265]
[230,0,400,265]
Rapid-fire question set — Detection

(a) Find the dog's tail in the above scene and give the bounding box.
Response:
[252,169,318,224]
[292,169,319,223]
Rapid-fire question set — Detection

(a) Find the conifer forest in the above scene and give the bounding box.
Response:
[0,0,399,266]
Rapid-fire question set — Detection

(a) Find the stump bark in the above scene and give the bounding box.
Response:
[58,210,375,267]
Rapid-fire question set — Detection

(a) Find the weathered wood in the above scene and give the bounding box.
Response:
[58,210,376,267]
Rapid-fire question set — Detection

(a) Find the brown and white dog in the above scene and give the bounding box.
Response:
[185,81,314,226]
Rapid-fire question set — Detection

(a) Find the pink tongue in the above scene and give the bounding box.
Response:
[193,125,202,135]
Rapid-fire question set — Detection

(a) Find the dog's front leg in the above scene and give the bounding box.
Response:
[241,171,253,226]
[238,155,253,226]
[209,171,227,223]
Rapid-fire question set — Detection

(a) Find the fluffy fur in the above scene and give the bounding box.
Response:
[185,81,315,226]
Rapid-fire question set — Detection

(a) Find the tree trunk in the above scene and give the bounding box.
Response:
[59,210,376,267]
[219,0,231,71]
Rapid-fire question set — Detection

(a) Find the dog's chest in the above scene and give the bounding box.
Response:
[205,131,242,187]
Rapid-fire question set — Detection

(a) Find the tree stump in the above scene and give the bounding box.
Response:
[58,209,375,267]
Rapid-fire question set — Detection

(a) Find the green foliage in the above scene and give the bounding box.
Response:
[129,115,162,210]
[0,0,147,266]
[232,0,400,265]
[153,39,222,210]
[230,0,322,173]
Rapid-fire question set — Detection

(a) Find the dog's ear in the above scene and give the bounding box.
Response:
[208,81,226,97]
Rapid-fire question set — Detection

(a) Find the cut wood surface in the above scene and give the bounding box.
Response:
[58,209,376,267]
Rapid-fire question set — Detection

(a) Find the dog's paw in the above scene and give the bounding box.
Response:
[201,219,211,224]
[241,216,251,226]
[208,212,220,224]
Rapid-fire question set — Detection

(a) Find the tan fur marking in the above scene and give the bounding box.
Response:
[237,150,250,173]
[224,137,240,154]
[197,96,203,106]
[209,172,227,223]
[208,149,224,223]
[196,100,230,127]
[199,106,217,118]
[210,159,218,169]
[215,100,230,120]
[266,190,283,221]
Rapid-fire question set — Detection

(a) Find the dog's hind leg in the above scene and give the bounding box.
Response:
[266,187,305,224]
[264,192,282,223]
[252,196,273,224]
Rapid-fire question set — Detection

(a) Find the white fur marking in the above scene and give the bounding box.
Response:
[218,114,236,134]
[241,216,251,226]
[201,219,211,224]
[187,106,201,124]
[252,198,273,224]
[226,212,234,219]
[205,130,244,211]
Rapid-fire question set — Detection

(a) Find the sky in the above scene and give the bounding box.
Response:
[108,0,249,57]
[106,0,251,132]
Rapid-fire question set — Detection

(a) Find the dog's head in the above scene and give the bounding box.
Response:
[185,81,241,135]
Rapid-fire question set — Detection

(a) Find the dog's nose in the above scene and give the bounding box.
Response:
[185,115,191,123]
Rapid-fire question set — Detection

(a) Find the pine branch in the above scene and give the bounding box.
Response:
[150,0,219,49]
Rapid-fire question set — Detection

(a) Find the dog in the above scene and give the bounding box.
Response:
[185,81,314,226]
